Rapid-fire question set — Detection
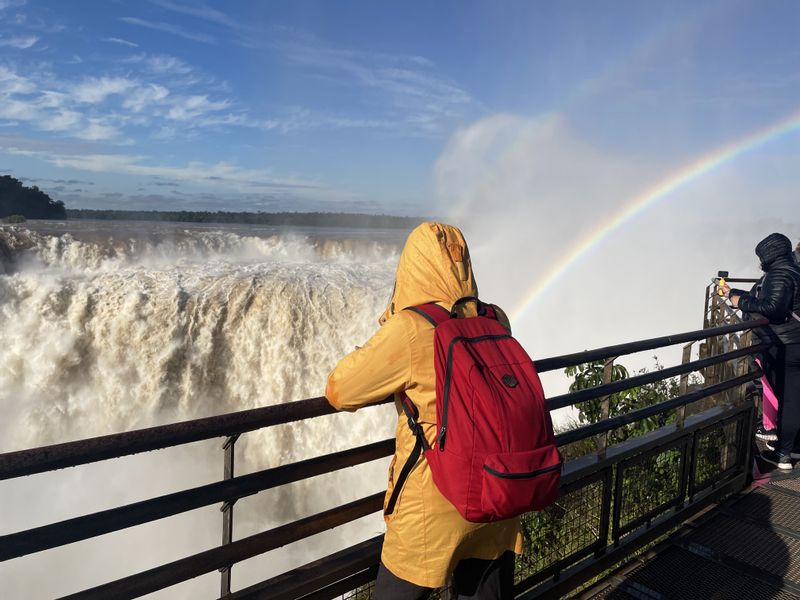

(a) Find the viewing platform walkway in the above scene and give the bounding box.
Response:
[581,455,800,600]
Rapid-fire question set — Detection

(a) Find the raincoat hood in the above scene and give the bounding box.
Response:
[379,222,477,324]
[756,232,793,271]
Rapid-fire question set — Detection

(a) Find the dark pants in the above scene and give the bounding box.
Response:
[374,552,515,600]
[763,343,800,454]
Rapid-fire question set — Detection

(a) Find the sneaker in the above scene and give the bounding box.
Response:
[755,426,778,442]
[769,447,800,460]
[760,450,793,471]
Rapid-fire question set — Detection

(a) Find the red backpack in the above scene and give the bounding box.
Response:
[385,296,562,523]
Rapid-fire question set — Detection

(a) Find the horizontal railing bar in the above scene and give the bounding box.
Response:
[714,278,760,283]
[555,370,758,446]
[0,396,393,481]
[58,492,384,600]
[560,403,750,488]
[227,535,383,600]
[547,342,767,410]
[1,439,394,561]
[535,318,768,373]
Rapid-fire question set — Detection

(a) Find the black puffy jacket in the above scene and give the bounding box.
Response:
[732,255,800,344]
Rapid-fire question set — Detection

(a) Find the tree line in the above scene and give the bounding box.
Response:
[67,209,424,229]
[0,175,66,220]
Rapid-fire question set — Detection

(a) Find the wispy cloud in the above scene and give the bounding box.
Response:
[276,31,475,136]
[120,16,216,44]
[0,35,39,49]
[148,0,243,30]
[0,99,38,121]
[258,107,392,133]
[144,54,193,75]
[70,77,137,104]
[38,110,82,132]
[0,59,240,143]
[74,120,119,141]
[26,177,95,186]
[0,0,27,11]
[122,84,170,113]
[0,66,36,95]
[1,144,324,195]
[102,37,139,48]
[166,95,230,120]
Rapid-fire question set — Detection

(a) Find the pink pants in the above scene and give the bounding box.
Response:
[756,358,779,430]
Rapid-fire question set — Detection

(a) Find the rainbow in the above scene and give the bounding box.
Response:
[511,108,800,323]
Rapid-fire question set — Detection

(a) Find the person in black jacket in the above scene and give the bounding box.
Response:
[722,233,800,470]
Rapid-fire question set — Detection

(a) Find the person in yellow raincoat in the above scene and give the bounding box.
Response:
[326,222,523,598]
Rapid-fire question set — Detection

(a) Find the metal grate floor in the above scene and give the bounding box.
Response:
[599,545,798,600]
[688,514,800,583]
[727,484,800,531]
[772,475,800,495]
[580,471,800,599]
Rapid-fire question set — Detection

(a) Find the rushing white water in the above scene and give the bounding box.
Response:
[0,223,403,449]
[0,221,407,597]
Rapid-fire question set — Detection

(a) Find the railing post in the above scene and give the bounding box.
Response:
[735,330,753,405]
[597,358,615,459]
[220,433,240,597]
[676,343,693,429]
[702,283,712,330]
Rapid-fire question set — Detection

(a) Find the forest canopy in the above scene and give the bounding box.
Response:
[0,176,67,220]
[67,209,424,229]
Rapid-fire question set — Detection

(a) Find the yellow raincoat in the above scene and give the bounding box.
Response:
[325,222,523,588]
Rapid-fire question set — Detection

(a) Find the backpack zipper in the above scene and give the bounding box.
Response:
[482,461,562,480]
[439,333,512,451]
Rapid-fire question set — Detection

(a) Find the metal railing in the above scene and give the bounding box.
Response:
[0,279,769,599]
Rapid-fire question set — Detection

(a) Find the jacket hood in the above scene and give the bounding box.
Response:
[756,233,793,270]
[379,222,477,324]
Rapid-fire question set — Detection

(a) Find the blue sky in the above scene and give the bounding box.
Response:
[0,0,799,215]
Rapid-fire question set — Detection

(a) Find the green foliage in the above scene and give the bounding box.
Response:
[2,214,26,224]
[565,357,686,443]
[67,208,423,229]
[0,176,66,220]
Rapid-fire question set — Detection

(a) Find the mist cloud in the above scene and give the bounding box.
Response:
[434,112,799,390]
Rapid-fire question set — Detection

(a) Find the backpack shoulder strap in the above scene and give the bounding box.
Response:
[404,303,450,327]
[384,394,429,516]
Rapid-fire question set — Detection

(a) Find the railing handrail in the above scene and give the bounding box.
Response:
[554,369,760,446]
[710,277,760,283]
[0,396,393,480]
[535,317,768,373]
[0,318,769,481]
[546,341,768,410]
